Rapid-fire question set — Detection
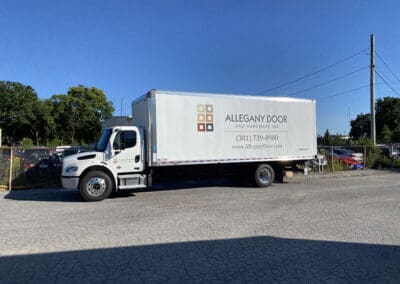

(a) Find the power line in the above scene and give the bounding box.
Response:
[254,48,368,95]
[318,84,370,100]
[375,70,400,97]
[375,51,400,84]
[286,66,369,97]
[317,82,385,101]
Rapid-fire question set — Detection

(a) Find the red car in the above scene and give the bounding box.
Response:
[338,157,359,165]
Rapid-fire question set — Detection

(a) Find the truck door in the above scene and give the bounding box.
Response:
[110,130,143,173]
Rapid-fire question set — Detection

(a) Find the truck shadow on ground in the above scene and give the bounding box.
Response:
[4,188,85,202]
[149,177,257,191]
[3,188,139,202]
[0,236,399,282]
[3,178,265,202]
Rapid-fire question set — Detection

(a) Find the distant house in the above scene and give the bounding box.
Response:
[102,116,133,131]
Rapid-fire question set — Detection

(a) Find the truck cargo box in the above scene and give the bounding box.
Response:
[132,90,317,167]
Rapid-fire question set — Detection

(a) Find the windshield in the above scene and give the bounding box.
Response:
[96,129,112,152]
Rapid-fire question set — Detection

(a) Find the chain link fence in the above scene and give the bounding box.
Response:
[0,148,11,190]
[0,147,93,189]
[316,145,400,172]
[0,147,62,189]
[317,146,367,172]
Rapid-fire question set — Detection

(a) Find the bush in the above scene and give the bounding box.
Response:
[373,155,400,169]
[392,159,400,168]
[366,147,381,168]
[374,155,391,168]
[20,138,34,148]
[47,138,63,148]
[328,159,349,171]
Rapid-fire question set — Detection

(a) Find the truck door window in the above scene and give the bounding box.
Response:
[123,131,137,148]
[113,132,121,149]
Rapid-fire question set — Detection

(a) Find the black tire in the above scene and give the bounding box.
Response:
[254,164,275,187]
[274,165,284,183]
[79,170,113,201]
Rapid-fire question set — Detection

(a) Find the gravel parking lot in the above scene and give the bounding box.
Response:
[0,171,400,282]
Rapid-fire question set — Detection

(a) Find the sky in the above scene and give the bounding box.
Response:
[1,0,400,135]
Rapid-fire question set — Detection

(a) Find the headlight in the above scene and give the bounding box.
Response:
[65,166,78,173]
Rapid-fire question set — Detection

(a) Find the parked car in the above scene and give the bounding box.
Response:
[333,148,363,162]
[62,148,88,159]
[377,144,400,159]
[0,149,11,161]
[37,153,62,170]
[323,147,364,163]
[322,147,363,169]
[18,149,51,172]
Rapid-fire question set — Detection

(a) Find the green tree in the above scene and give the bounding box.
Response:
[331,134,347,146]
[27,99,57,146]
[350,97,400,142]
[392,126,400,142]
[350,113,370,140]
[0,81,40,144]
[50,94,75,144]
[375,97,400,139]
[380,124,392,143]
[50,85,114,145]
[321,129,333,145]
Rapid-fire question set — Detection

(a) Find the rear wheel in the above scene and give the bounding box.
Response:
[254,164,275,187]
[79,171,113,201]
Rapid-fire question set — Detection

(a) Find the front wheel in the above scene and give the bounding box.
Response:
[254,164,275,187]
[79,171,113,201]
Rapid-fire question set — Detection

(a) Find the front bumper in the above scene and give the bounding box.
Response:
[61,176,79,189]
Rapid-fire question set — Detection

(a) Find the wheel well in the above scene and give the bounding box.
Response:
[79,166,116,190]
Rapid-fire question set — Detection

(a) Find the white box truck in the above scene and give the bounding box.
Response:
[61,90,317,201]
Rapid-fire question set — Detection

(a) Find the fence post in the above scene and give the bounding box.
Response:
[8,147,13,191]
[363,145,367,170]
[331,146,334,172]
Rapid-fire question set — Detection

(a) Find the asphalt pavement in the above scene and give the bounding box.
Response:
[0,171,399,282]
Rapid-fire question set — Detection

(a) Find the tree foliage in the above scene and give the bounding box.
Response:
[381,125,392,143]
[321,129,332,145]
[350,113,370,140]
[318,129,347,146]
[50,86,114,145]
[350,97,400,143]
[375,97,400,138]
[0,81,40,144]
[0,81,114,146]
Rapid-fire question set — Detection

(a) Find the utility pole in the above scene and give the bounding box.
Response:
[370,34,376,146]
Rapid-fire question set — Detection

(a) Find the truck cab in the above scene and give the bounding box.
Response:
[61,126,148,201]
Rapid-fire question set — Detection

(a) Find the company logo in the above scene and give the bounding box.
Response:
[197,104,214,132]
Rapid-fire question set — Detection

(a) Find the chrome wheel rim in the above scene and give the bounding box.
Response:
[259,168,272,184]
[86,177,106,197]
